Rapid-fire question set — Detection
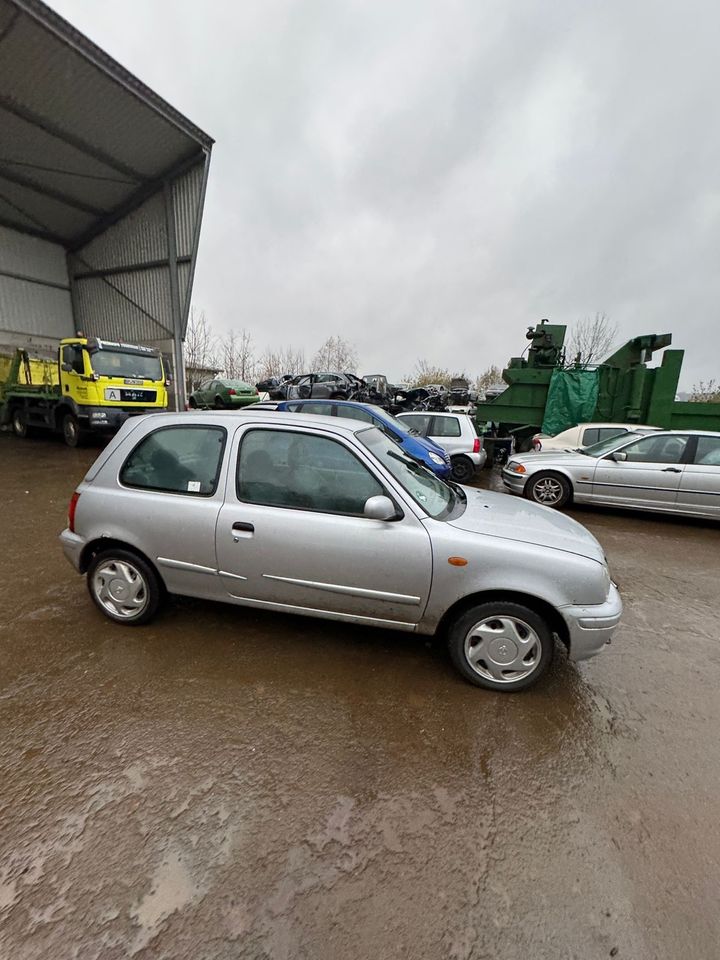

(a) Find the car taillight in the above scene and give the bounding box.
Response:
[68,491,80,532]
[473,438,481,454]
[228,389,236,395]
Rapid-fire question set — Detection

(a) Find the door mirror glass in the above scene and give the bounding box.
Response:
[611,450,627,462]
[61,362,73,373]
[364,495,397,521]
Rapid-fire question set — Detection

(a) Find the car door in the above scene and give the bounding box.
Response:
[591,434,691,510]
[676,435,720,517]
[215,423,433,626]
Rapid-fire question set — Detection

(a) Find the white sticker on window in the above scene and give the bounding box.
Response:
[187,481,201,492]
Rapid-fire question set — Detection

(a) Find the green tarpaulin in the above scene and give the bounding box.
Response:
[541,369,599,435]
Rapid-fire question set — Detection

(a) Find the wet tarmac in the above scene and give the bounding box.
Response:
[1,432,720,959]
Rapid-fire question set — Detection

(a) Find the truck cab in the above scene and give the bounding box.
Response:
[2,336,169,446]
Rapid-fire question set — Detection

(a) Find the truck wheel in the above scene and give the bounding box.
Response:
[87,548,162,625]
[447,600,554,691]
[524,471,571,509]
[11,407,30,439]
[451,455,475,483]
[62,413,81,447]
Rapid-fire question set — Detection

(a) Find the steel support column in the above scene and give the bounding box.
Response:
[164,180,186,411]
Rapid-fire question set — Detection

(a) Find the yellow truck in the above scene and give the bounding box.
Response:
[0,336,169,446]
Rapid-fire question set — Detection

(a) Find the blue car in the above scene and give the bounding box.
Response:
[276,399,452,478]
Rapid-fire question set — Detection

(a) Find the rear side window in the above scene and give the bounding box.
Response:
[694,436,720,466]
[431,417,461,438]
[120,425,226,496]
[399,414,431,435]
[335,406,374,423]
[297,402,334,416]
[237,428,384,515]
[582,427,627,445]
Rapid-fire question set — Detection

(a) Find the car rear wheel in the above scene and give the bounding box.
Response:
[188,397,197,409]
[524,471,571,509]
[214,396,225,409]
[87,549,162,625]
[447,601,554,691]
[450,455,475,483]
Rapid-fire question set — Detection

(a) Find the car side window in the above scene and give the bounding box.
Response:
[237,428,384,515]
[336,406,373,423]
[431,417,461,438]
[694,436,720,466]
[581,428,599,445]
[622,435,689,464]
[399,414,431,435]
[120,426,226,495]
[298,402,334,416]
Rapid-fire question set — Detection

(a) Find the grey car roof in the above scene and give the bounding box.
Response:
[134,409,369,436]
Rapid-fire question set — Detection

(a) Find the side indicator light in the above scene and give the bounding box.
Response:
[448,557,468,567]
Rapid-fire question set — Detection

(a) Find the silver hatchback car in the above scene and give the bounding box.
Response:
[60,412,621,692]
[503,429,720,519]
[396,412,487,482]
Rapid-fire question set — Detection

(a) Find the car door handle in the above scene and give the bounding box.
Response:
[231,521,254,541]
[661,467,682,473]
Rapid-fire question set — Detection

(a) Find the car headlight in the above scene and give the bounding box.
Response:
[429,452,445,465]
[506,460,526,474]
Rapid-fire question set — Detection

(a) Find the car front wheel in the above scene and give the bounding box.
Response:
[87,549,162,625]
[447,601,554,691]
[524,471,571,509]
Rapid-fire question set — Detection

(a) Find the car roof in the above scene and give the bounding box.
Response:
[134,409,370,436]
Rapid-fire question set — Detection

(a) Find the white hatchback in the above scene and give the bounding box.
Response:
[397,412,486,482]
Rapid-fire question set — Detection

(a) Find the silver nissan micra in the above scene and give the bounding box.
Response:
[60,411,622,692]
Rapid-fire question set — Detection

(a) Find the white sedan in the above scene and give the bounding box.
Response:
[531,422,661,452]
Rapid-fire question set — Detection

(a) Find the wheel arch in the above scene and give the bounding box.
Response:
[79,536,165,591]
[436,589,570,651]
[524,468,575,502]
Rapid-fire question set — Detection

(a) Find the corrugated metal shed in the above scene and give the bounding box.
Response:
[0,0,213,407]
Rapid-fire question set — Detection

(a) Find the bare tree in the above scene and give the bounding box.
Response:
[311,336,358,373]
[257,345,306,380]
[183,308,218,390]
[405,359,455,388]
[568,312,618,365]
[218,328,256,382]
[690,379,720,402]
[475,364,503,395]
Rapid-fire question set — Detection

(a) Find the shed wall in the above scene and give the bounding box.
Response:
[0,226,73,341]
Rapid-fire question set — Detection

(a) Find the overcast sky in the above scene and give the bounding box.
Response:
[54,0,719,387]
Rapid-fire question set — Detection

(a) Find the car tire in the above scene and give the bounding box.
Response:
[62,412,82,448]
[214,396,225,409]
[451,455,475,484]
[447,600,554,691]
[87,548,163,625]
[188,397,197,409]
[11,407,30,439]
[523,471,571,509]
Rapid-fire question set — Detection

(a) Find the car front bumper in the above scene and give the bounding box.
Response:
[501,469,527,495]
[560,582,623,661]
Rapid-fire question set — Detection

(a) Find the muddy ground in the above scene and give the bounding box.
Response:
[1,431,719,960]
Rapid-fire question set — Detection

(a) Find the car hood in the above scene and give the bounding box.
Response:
[447,488,605,563]
[513,450,587,465]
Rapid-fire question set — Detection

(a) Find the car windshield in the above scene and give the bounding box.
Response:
[578,431,646,458]
[90,350,162,381]
[367,405,421,437]
[358,428,460,520]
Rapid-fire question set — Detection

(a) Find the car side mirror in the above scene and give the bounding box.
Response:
[364,495,398,521]
[610,451,627,462]
[61,362,73,373]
